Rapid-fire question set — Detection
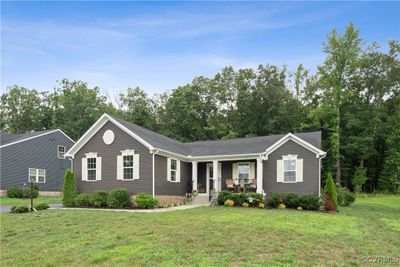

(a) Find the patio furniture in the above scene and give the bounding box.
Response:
[225,179,235,190]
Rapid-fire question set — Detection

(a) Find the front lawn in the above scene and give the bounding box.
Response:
[0,196,62,206]
[1,196,399,266]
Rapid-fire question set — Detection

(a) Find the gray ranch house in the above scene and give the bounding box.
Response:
[65,114,326,200]
[0,130,75,194]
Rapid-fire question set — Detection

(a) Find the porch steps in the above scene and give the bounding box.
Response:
[191,195,210,206]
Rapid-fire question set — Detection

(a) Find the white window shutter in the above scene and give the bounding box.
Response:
[176,160,181,182]
[277,159,283,183]
[249,162,255,181]
[117,155,123,180]
[167,158,171,181]
[133,154,140,180]
[232,163,238,184]
[296,158,303,182]
[96,157,102,181]
[82,158,87,181]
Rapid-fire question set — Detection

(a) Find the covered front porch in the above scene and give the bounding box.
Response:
[191,157,264,196]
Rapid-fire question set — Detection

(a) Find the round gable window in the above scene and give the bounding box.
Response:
[103,130,115,145]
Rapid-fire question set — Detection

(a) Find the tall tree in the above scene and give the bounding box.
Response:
[316,22,362,184]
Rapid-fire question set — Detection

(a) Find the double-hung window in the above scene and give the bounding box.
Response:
[238,163,250,184]
[87,157,97,181]
[283,158,296,182]
[28,168,46,183]
[170,159,177,182]
[123,155,134,180]
[57,145,66,159]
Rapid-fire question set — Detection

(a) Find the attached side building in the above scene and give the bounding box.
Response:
[0,130,75,194]
[65,114,326,199]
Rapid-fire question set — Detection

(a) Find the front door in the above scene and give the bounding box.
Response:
[206,163,222,194]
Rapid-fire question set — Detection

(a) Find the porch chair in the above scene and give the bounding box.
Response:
[225,179,235,190]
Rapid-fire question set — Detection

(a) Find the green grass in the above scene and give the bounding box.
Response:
[0,196,62,206]
[1,196,399,266]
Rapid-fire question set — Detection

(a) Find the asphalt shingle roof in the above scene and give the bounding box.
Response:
[0,130,56,146]
[110,115,322,157]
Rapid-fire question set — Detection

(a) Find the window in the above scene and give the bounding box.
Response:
[57,145,66,159]
[87,157,97,181]
[238,163,250,184]
[283,158,296,182]
[170,159,177,182]
[28,168,46,183]
[123,155,134,180]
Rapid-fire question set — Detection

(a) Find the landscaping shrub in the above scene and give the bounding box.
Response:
[258,203,265,209]
[278,203,286,209]
[10,206,17,213]
[245,192,264,207]
[217,191,233,205]
[23,185,39,198]
[11,205,29,213]
[107,188,131,208]
[297,206,303,211]
[242,202,249,208]
[35,203,49,210]
[299,194,321,210]
[267,193,283,208]
[6,186,22,198]
[336,185,356,207]
[75,193,92,207]
[63,169,78,207]
[324,172,338,212]
[91,191,109,207]
[284,192,300,208]
[224,199,234,207]
[135,193,158,209]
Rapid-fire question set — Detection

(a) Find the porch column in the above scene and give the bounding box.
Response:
[257,157,263,194]
[213,160,219,192]
[192,161,198,192]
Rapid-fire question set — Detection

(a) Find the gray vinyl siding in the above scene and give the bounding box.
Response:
[263,140,319,195]
[154,155,191,196]
[74,121,153,194]
[0,131,74,191]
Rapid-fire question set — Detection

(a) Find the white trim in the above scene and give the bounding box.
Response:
[318,153,327,196]
[120,149,135,155]
[167,157,180,183]
[65,113,154,158]
[152,153,155,197]
[192,161,198,192]
[57,145,66,159]
[156,149,188,161]
[189,153,261,161]
[0,129,74,148]
[28,168,46,183]
[85,152,98,157]
[256,157,263,194]
[264,133,325,160]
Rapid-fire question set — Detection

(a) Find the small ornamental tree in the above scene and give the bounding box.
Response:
[324,172,338,212]
[352,166,367,194]
[63,169,78,207]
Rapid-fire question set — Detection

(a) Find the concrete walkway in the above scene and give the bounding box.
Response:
[54,203,208,213]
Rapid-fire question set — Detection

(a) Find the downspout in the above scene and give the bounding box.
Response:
[151,149,159,198]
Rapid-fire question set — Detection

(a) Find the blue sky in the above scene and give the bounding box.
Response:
[1,1,399,99]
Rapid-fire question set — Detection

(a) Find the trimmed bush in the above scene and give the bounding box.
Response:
[278,203,286,209]
[135,193,158,209]
[75,193,92,207]
[224,199,234,207]
[35,203,49,210]
[10,206,17,213]
[91,191,109,207]
[217,191,233,205]
[324,172,338,212]
[267,193,283,208]
[258,203,265,209]
[299,195,321,210]
[336,185,356,207]
[284,192,300,208]
[297,206,303,211]
[245,192,264,207]
[6,186,22,198]
[12,205,29,213]
[107,188,131,208]
[242,202,249,208]
[63,169,78,207]
[23,185,39,198]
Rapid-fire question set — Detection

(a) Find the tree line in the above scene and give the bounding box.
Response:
[1,23,399,193]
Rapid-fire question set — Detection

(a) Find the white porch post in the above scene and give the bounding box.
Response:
[257,157,263,194]
[192,161,198,192]
[213,160,219,192]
